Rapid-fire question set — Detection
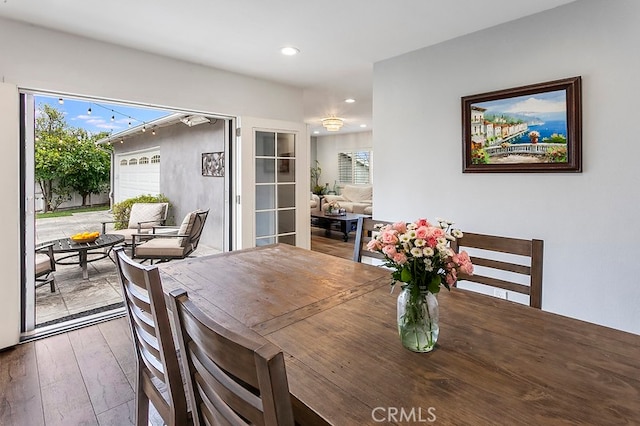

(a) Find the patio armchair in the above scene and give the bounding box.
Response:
[101,202,169,245]
[35,242,56,292]
[131,209,209,264]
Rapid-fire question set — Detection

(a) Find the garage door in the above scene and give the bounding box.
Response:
[115,149,160,202]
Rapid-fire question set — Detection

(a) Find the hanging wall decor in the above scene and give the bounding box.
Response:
[462,76,582,173]
[202,152,224,177]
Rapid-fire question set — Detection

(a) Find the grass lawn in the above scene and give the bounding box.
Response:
[36,205,109,219]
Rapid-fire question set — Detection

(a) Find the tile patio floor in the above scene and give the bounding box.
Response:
[35,210,219,327]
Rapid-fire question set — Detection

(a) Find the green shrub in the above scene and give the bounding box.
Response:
[112,194,171,230]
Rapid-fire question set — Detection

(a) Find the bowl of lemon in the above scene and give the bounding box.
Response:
[70,231,100,243]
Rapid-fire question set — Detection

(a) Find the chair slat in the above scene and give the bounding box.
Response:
[353,217,394,263]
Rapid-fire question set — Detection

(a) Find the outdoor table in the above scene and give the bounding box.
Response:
[47,234,125,279]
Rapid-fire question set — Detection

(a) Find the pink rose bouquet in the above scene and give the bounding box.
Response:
[367,218,473,294]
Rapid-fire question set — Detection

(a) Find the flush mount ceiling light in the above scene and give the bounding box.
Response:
[280,46,300,56]
[180,115,210,127]
[321,117,344,132]
[345,98,356,103]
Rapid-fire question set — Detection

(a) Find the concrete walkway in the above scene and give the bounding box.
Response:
[34,210,219,327]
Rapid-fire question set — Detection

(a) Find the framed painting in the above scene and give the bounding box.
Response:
[462,76,582,173]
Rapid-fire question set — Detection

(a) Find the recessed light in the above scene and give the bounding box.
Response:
[313,130,320,134]
[345,98,356,103]
[281,46,300,56]
[360,124,367,128]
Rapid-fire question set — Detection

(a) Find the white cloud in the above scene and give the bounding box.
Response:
[504,97,565,114]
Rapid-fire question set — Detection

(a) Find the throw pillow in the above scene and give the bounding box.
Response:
[177,211,197,246]
[128,203,166,229]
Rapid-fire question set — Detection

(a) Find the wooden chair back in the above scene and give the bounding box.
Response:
[450,232,544,308]
[353,217,394,263]
[113,247,189,425]
[169,288,295,426]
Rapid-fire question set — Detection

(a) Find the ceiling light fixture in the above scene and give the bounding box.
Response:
[281,46,299,56]
[321,117,344,132]
[180,115,210,127]
[345,98,356,103]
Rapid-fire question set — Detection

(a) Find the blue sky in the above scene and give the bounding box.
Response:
[474,89,567,121]
[35,95,171,136]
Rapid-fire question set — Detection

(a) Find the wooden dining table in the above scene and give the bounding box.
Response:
[158,244,640,425]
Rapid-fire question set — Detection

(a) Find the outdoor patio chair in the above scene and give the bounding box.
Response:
[101,202,169,245]
[131,209,209,264]
[35,242,56,292]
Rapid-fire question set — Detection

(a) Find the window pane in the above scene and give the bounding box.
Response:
[278,159,295,183]
[277,184,295,208]
[256,131,275,156]
[278,234,296,246]
[277,133,295,157]
[256,237,276,246]
[256,159,275,183]
[256,211,275,237]
[278,209,296,234]
[256,185,275,210]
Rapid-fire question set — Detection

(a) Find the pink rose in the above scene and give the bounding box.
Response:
[415,226,429,239]
[415,218,430,227]
[381,229,399,245]
[367,239,382,251]
[392,252,407,264]
[445,269,457,286]
[453,251,474,275]
[382,245,397,256]
[392,222,407,234]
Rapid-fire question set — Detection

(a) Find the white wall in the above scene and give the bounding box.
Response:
[315,131,372,190]
[374,0,640,334]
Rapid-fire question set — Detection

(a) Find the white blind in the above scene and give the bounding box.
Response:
[338,151,371,184]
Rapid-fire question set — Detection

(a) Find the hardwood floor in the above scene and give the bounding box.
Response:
[0,229,354,425]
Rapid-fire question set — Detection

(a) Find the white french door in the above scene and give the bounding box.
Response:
[237,117,309,250]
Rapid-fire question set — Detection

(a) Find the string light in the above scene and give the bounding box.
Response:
[152,128,156,136]
[87,107,92,115]
[58,98,64,105]
[142,126,146,133]
[111,115,115,122]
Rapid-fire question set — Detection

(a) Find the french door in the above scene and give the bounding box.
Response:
[237,117,309,250]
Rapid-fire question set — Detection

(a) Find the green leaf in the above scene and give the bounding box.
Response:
[427,274,442,294]
[400,267,412,283]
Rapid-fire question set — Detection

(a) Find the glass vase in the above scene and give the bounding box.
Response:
[397,287,439,352]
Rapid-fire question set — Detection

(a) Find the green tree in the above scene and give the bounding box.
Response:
[35,104,111,211]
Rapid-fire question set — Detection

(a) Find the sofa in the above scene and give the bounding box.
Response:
[322,184,373,215]
[310,193,321,213]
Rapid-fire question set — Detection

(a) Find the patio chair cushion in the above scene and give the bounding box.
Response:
[128,203,166,229]
[177,211,198,246]
[35,253,52,275]
[134,237,187,258]
[109,228,150,244]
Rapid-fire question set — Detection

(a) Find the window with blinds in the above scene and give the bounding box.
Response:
[338,151,371,184]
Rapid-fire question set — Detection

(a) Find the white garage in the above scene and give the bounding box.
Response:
[114,148,161,202]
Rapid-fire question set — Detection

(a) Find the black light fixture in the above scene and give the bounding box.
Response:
[87,107,92,115]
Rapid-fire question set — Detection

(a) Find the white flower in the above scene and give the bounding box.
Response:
[410,247,423,257]
[445,234,455,241]
[406,229,417,239]
[414,238,426,247]
[407,223,417,230]
[437,237,447,245]
[423,258,434,272]
[452,229,463,238]
[423,247,434,257]
[399,233,411,243]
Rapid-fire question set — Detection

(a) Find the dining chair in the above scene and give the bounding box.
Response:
[113,247,189,426]
[35,242,56,292]
[131,209,209,264]
[450,232,544,308]
[168,288,295,426]
[353,216,394,263]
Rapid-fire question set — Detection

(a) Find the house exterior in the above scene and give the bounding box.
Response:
[96,113,227,251]
[1,0,640,349]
